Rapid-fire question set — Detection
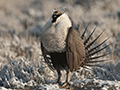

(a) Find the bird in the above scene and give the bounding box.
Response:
[40,10,110,87]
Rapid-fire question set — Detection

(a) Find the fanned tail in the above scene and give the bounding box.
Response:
[85,29,106,50]
[80,22,110,68]
[81,21,90,39]
[84,25,97,46]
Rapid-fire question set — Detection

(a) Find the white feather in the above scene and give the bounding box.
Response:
[41,13,72,52]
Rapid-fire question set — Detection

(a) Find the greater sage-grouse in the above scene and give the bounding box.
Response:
[40,11,110,86]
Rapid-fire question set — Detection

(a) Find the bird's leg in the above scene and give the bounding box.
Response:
[62,70,70,87]
[66,70,70,83]
[56,70,61,84]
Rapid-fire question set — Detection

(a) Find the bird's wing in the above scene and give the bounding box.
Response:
[41,42,55,71]
[66,27,85,72]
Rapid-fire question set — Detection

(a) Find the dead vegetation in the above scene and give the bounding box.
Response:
[0,0,120,89]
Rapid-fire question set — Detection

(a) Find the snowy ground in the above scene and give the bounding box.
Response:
[0,0,120,90]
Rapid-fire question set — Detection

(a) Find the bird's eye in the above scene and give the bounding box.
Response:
[54,11,60,14]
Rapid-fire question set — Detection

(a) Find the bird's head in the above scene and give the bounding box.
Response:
[51,10,72,27]
[42,10,71,34]
[51,11,63,23]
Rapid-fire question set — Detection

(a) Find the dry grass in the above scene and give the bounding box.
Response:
[0,0,120,89]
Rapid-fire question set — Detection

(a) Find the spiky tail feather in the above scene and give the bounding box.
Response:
[81,22,110,67]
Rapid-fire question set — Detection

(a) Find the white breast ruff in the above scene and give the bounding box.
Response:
[41,34,66,52]
[41,13,71,53]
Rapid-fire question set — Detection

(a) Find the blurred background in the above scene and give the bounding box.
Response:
[0,0,120,89]
[0,0,120,65]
